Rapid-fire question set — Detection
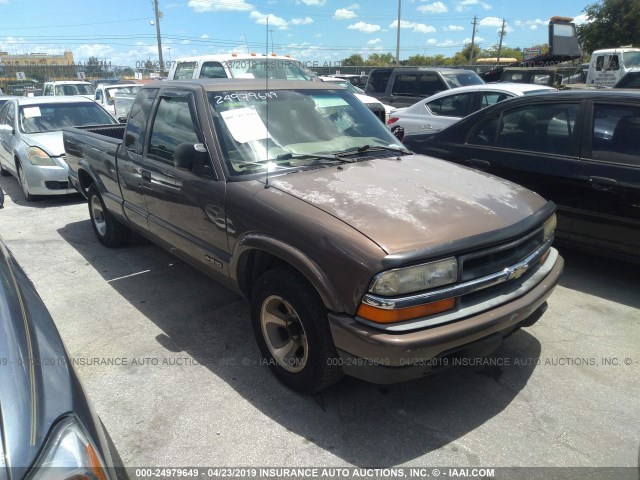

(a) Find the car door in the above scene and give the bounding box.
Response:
[141,88,230,280]
[423,91,476,131]
[0,101,17,174]
[117,87,160,231]
[458,100,584,240]
[573,100,640,258]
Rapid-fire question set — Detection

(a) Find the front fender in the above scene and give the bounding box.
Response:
[231,233,344,313]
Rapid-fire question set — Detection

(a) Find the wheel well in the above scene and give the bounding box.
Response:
[78,169,94,194]
[237,250,289,299]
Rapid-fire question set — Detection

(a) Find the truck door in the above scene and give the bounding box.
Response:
[117,87,159,231]
[141,89,229,280]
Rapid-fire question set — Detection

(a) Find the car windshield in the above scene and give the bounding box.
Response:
[105,85,141,100]
[54,83,96,95]
[209,89,406,176]
[19,102,116,134]
[227,59,316,81]
[443,72,485,88]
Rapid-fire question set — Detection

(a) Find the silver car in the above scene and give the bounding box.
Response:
[387,83,555,135]
[0,96,117,201]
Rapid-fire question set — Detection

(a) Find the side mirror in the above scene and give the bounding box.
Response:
[174,143,208,171]
[0,124,13,135]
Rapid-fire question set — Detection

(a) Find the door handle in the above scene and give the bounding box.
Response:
[589,176,616,191]
[141,169,151,182]
[467,159,491,169]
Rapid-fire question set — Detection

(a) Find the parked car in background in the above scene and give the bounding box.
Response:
[329,73,368,88]
[364,67,484,108]
[94,83,141,117]
[320,76,393,122]
[499,66,585,87]
[0,96,118,201]
[0,236,126,478]
[167,53,318,81]
[387,83,554,135]
[586,47,640,87]
[43,81,96,99]
[613,71,640,89]
[402,90,640,262]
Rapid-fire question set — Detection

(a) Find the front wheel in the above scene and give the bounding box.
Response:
[88,183,131,247]
[251,267,343,393]
[16,162,35,202]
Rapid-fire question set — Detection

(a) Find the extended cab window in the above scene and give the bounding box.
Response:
[148,94,201,165]
[392,74,418,95]
[591,104,640,166]
[495,103,578,155]
[125,88,159,155]
[417,74,444,97]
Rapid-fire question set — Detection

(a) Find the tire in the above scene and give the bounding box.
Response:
[251,267,343,393]
[16,161,35,202]
[0,161,9,177]
[88,183,131,247]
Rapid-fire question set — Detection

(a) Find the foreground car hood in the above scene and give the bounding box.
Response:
[271,154,547,255]
[0,241,74,476]
[21,131,65,157]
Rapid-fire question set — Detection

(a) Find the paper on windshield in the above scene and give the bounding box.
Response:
[221,107,270,143]
[311,96,349,108]
[22,107,42,118]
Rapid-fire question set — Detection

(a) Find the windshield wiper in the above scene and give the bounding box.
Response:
[334,144,412,156]
[275,152,354,164]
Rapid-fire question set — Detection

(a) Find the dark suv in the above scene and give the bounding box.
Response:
[364,67,484,108]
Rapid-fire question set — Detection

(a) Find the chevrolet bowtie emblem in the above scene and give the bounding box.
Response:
[507,264,529,281]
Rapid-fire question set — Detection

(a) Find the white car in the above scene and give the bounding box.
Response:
[387,83,555,135]
[94,83,141,117]
[43,81,96,99]
[319,76,395,123]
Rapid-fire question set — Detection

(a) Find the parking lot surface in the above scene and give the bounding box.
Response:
[1,176,638,472]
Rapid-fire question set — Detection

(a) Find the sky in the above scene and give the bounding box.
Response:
[0,0,592,68]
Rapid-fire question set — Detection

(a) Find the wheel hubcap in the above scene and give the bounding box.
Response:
[91,195,107,236]
[260,295,309,373]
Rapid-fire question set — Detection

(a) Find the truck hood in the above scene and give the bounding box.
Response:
[270,154,547,255]
[22,131,64,157]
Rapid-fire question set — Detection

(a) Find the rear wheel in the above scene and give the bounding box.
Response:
[251,267,343,393]
[0,161,9,177]
[88,183,131,247]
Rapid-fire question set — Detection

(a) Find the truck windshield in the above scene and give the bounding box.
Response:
[623,51,640,68]
[227,59,316,81]
[19,102,116,134]
[208,89,405,176]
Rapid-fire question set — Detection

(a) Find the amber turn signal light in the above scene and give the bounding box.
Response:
[357,298,455,324]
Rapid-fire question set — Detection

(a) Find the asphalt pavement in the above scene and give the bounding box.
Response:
[0,175,638,474]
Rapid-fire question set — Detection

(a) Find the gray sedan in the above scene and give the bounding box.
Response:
[0,96,117,201]
[0,236,127,478]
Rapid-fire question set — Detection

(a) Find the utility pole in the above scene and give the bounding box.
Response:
[496,18,506,65]
[469,16,478,65]
[152,0,164,74]
[395,0,401,66]
[269,29,274,54]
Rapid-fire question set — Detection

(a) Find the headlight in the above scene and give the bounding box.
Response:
[543,214,557,242]
[370,257,458,296]
[26,147,56,166]
[29,416,110,480]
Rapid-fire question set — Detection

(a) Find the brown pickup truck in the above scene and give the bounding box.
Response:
[63,79,563,393]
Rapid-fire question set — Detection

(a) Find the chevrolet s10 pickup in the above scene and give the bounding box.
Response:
[63,79,563,393]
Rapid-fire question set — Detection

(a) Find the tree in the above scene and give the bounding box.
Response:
[342,54,365,66]
[577,0,640,54]
[366,53,395,66]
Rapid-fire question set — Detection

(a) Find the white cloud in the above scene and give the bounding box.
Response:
[188,0,253,12]
[437,40,458,47]
[347,22,381,33]
[418,2,448,14]
[455,0,491,12]
[426,38,438,45]
[479,16,502,28]
[200,34,209,39]
[573,13,590,25]
[250,11,288,29]
[389,20,436,34]
[463,36,484,43]
[297,0,326,5]
[367,38,381,45]
[334,8,357,20]
[291,17,314,25]
[444,25,464,31]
